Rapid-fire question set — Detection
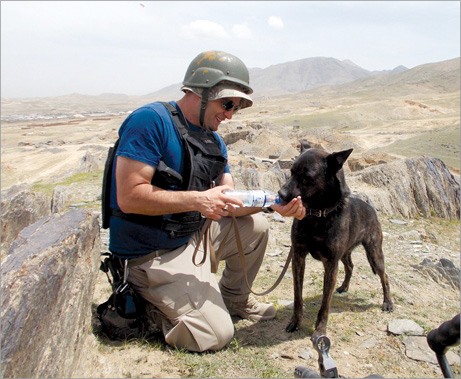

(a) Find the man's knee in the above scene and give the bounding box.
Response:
[252,213,269,235]
[246,213,270,249]
[210,317,234,351]
[239,213,269,240]
[163,310,234,352]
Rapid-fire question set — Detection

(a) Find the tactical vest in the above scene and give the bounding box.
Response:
[101,102,227,238]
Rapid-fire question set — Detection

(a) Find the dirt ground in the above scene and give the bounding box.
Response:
[1,91,460,378]
[71,214,460,379]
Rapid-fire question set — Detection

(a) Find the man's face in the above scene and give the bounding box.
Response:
[203,97,241,131]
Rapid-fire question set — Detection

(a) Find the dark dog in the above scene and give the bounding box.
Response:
[279,141,393,341]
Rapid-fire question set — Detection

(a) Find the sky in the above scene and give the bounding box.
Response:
[1,1,460,99]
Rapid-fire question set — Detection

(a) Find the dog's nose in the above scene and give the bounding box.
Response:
[277,189,289,204]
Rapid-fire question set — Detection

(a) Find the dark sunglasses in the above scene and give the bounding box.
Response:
[221,98,240,113]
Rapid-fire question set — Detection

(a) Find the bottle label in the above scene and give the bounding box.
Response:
[224,190,279,207]
[251,192,266,207]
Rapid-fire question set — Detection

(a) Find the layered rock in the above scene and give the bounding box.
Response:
[1,209,101,378]
[1,189,51,251]
[349,156,460,219]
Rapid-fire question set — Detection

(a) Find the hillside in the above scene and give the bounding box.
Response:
[308,57,460,97]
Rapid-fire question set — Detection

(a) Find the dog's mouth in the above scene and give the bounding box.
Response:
[277,191,296,206]
[278,191,308,209]
[277,192,287,205]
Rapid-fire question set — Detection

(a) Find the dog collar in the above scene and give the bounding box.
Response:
[306,208,329,217]
[305,203,340,218]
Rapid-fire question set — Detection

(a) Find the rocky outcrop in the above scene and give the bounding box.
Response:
[51,185,70,214]
[1,209,101,379]
[232,155,459,220]
[1,189,51,251]
[222,130,251,145]
[346,151,400,172]
[232,166,290,195]
[415,258,460,290]
[2,183,99,253]
[78,150,99,173]
[349,156,460,219]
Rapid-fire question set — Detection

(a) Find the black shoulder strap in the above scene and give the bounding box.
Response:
[101,138,120,229]
[161,102,189,137]
[160,102,195,188]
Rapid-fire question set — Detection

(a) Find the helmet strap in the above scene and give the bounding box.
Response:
[199,87,209,128]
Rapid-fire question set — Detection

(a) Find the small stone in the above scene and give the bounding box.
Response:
[390,219,408,225]
[388,319,424,336]
[298,348,315,360]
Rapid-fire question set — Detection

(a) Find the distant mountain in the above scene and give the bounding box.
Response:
[145,56,409,100]
[385,58,460,93]
[248,57,406,97]
[371,65,408,76]
[307,57,460,97]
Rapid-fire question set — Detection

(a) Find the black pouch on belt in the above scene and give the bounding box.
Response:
[97,253,146,340]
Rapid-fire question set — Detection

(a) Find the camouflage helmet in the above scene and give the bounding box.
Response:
[182,51,253,128]
[183,51,253,94]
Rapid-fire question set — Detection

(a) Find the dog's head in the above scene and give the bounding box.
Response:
[278,140,352,209]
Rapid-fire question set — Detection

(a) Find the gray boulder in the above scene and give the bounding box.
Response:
[388,319,424,336]
[1,209,101,379]
[415,258,460,290]
[349,156,460,219]
[78,150,99,173]
[1,190,51,251]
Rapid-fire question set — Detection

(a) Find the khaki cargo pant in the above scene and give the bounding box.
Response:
[127,213,269,352]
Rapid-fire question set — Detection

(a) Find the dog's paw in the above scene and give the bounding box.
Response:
[286,319,300,333]
[382,301,394,312]
[336,284,349,293]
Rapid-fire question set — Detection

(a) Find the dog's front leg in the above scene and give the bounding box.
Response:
[312,260,339,341]
[286,247,306,333]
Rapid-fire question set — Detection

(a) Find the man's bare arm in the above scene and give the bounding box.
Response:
[115,156,242,220]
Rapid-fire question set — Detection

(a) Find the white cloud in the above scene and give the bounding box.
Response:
[268,16,284,30]
[180,19,229,39]
[232,23,253,39]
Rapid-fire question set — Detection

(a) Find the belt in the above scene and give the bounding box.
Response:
[127,248,173,268]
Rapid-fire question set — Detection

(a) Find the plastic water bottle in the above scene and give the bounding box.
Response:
[223,190,281,207]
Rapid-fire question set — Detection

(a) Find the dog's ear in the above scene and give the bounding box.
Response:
[327,148,353,172]
[300,139,312,153]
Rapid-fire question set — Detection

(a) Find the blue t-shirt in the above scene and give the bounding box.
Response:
[109,101,229,259]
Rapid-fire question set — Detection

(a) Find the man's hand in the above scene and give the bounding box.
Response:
[194,185,243,220]
[271,196,306,220]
